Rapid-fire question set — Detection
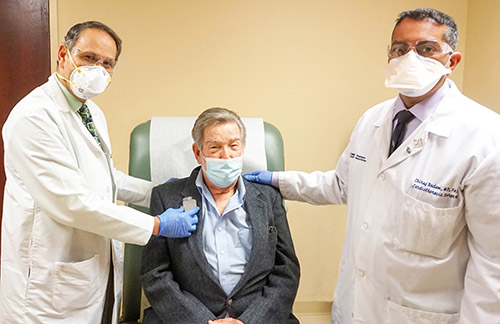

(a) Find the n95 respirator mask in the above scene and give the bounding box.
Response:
[384,51,451,97]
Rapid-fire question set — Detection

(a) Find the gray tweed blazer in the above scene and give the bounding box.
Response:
[140,167,300,324]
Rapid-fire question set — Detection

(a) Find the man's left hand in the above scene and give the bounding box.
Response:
[208,319,244,324]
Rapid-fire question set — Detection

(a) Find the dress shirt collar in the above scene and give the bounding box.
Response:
[195,170,246,215]
[55,74,85,112]
[393,78,451,122]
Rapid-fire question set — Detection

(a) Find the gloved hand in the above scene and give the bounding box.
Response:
[157,206,200,238]
[243,170,273,186]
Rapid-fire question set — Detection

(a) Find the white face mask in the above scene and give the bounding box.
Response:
[58,50,112,100]
[384,51,452,97]
[69,65,111,100]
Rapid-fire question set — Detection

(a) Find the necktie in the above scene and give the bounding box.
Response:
[389,110,415,156]
[77,104,103,149]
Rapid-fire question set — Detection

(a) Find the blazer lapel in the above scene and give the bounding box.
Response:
[228,181,268,297]
[182,168,223,287]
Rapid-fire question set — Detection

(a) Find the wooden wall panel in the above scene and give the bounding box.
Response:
[0,0,51,245]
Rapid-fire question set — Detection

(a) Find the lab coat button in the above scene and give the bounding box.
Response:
[361,223,369,231]
[406,146,411,154]
[378,173,386,181]
[357,269,365,277]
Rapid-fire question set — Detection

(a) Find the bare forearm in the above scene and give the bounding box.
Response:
[152,216,160,235]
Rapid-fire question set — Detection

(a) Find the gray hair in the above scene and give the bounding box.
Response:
[192,107,246,149]
[393,8,458,50]
[64,21,122,61]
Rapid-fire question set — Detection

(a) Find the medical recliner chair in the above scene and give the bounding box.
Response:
[120,118,285,324]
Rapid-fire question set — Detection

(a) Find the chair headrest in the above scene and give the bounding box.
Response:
[150,116,267,183]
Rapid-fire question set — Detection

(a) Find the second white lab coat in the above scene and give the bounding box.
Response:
[0,74,155,323]
[279,80,500,324]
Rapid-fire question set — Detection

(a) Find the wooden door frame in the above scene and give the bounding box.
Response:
[0,0,53,252]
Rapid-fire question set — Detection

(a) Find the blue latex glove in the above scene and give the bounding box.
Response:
[157,206,200,238]
[243,170,273,186]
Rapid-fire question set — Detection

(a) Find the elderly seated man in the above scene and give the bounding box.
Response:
[141,107,300,324]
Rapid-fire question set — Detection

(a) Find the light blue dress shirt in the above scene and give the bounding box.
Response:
[195,172,252,296]
[392,78,451,141]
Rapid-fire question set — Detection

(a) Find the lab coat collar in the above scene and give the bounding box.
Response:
[423,79,460,138]
[54,74,82,112]
[372,98,397,128]
[378,79,460,169]
[46,74,75,113]
[45,74,111,155]
[373,79,458,138]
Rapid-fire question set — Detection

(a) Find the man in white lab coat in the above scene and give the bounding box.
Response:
[0,21,199,323]
[245,8,500,324]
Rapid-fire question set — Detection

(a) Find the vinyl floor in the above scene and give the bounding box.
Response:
[296,314,331,324]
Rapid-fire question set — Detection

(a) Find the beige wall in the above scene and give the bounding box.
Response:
[50,0,499,307]
[463,0,500,113]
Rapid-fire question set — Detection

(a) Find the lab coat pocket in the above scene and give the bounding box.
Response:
[394,195,465,258]
[386,300,459,324]
[52,254,106,312]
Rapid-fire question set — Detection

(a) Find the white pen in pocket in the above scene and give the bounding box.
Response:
[183,196,197,211]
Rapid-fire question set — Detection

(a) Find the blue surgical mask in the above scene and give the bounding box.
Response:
[203,155,243,188]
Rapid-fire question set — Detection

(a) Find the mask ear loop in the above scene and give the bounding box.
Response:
[441,43,455,69]
[66,47,84,74]
[56,47,83,88]
[55,72,78,89]
[197,147,208,172]
[444,52,455,69]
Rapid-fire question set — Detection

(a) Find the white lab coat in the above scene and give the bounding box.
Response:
[0,74,155,323]
[279,80,500,324]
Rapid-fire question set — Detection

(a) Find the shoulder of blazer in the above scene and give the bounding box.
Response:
[243,179,282,202]
[152,167,202,201]
[153,177,189,198]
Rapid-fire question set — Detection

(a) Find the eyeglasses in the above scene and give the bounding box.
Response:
[388,40,452,59]
[72,48,117,72]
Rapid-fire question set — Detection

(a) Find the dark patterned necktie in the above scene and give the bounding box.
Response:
[77,104,103,149]
[389,110,415,156]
